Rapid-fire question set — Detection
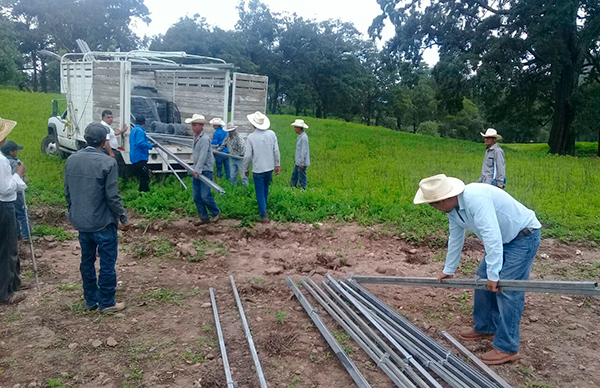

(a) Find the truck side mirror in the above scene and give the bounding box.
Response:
[51,99,59,117]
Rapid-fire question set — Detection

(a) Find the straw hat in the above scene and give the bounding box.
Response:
[413,174,465,205]
[246,111,270,130]
[209,118,226,127]
[185,114,208,124]
[0,118,17,142]
[224,122,238,132]
[480,128,502,140]
[291,119,309,129]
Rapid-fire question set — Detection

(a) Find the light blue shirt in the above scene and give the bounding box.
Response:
[444,183,541,281]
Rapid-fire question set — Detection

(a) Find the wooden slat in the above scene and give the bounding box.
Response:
[234,73,268,82]
[234,79,268,90]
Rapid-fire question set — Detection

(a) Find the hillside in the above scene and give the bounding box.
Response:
[2,89,600,242]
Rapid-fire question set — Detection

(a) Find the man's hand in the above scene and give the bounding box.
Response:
[194,172,199,179]
[119,221,132,232]
[438,272,454,283]
[245,171,249,177]
[15,163,25,177]
[275,166,281,175]
[487,280,499,292]
[299,165,304,169]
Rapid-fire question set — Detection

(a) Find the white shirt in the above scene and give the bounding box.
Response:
[0,153,26,202]
[101,120,119,149]
[243,129,281,174]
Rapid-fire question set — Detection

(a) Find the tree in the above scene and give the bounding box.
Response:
[0,17,23,85]
[371,0,600,155]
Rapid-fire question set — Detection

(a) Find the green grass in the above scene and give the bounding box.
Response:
[141,288,185,305]
[32,224,75,241]
[3,89,600,242]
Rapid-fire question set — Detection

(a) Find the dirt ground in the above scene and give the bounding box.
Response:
[1,211,599,388]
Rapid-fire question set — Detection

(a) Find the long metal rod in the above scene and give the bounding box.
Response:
[213,149,243,160]
[209,288,236,388]
[285,278,371,388]
[350,276,600,296]
[230,276,268,388]
[441,331,513,388]
[156,150,187,189]
[301,278,413,388]
[148,135,226,194]
[21,191,40,291]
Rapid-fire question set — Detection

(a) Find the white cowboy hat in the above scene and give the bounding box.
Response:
[480,128,502,140]
[0,118,17,142]
[185,114,208,124]
[247,111,270,130]
[291,119,309,129]
[224,122,238,132]
[209,117,226,127]
[413,174,466,205]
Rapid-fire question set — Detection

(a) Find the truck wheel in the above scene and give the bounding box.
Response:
[41,134,67,158]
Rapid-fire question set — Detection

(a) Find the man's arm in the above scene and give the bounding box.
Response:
[470,197,503,281]
[273,133,281,170]
[217,136,228,152]
[63,161,71,209]
[494,148,506,188]
[442,217,466,276]
[243,137,253,173]
[0,158,19,197]
[194,137,210,175]
[104,160,128,224]
[299,136,309,167]
[141,132,153,151]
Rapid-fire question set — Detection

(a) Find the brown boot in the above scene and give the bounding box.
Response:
[480,349,521,365]
[459,328,494,341]
[7,293,27,305]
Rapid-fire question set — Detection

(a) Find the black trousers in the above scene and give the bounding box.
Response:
[132,160,150,192]
[0,201,20,303]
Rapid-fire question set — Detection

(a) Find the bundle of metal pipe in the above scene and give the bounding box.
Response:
[349,275,600,296]
[149,134,244,160]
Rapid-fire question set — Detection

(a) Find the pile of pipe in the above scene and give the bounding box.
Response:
[147,121,190,136]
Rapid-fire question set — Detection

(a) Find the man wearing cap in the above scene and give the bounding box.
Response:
[1,140,29,241]
[0,118,27,305]
[210,118,230,180]
[243,111,281,223]
[290,119,310,190]
[187,114,221,224]
[100,109,128,159]
[477,128,505,189]
[65,123,130,314]
[218,123,248,186]
[414,174,541,364]
[129,116,152,192]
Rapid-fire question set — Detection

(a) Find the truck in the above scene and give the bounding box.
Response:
[43,50,269,172]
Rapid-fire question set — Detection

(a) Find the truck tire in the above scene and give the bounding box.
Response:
[41,133,68,158]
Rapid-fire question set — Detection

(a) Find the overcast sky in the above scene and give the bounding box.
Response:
[132,0,439,65]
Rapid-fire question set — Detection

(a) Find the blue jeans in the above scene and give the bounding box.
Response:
[229,158,249,186]
[253,170,273,219]
[14,192,29,239]
[78,224,119,310]
[214,154,230,180]
[193,171,220,221]
[290,165,307,189]
[473,229,541,353]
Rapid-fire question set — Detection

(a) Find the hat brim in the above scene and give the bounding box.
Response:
[291,123,309,129]
[413,177,465,205]
[480,132,502,140]
[185,118,207,124]
[0,119,18,142]
[247,114,270,130]
[224,126,238,132]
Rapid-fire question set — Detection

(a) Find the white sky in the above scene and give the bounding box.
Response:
[131,0,439,66]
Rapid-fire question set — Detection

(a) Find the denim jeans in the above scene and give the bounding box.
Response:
[229,158,249,186]
[214,154,230,180]
[0,201,20,303]
[473,229,541,353]
[14,192,29,239]
[78,224,119,310]
[193,171,220,221]
[290,165,307,189]
[253,170,273,219]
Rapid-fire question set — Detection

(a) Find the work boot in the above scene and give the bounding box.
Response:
[259,217,270,224]
[100,302,126,314]
[480,349,521,365]
[210,211,222,223]
[459,328,494,341]
[6,293,27,305]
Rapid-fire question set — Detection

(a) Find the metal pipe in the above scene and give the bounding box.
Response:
[21,190,40,291]
[230,276,268,388]
[285,278,372,388]
[441,331,513,388]
[213,149,243,160]
[156,149,187,189]
[209,288,237,388]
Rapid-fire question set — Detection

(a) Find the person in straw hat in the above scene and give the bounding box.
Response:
[187,114,221,224]
[477,128,505,189]
[0,118,27,305]
[414,174,541,365]
[218,122,248,186]
[290,119,310,190]
[209,117,230,180]
[243,111,280,223]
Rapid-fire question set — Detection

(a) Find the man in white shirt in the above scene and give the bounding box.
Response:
[100,110,127,159]
[0,118,27,305]
[243,111,281,223]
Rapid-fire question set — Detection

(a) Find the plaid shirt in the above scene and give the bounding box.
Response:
[219,132,246,156]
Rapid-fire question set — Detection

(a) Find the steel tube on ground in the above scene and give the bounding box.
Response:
[285,278,372,388]
[301,279,413,388]
[209,288,237,388]
[230,276,268,388]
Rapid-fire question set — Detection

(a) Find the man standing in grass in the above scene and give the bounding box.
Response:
[64,123,131,314]
[100,109,128,160]
[129,116,153,192]
[219,122,248,186]
[1,140,29,241]
[414,174,541,365]
[0,118,27,305]
[478,128,505,189]
[188,114,221,224]
[290,119,310,190]
[243,111,281,223]
[210,117,230,180]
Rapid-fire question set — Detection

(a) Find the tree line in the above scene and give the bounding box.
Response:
[0,0,599,155]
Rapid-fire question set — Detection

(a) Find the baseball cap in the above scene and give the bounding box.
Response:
[1,140,24,155]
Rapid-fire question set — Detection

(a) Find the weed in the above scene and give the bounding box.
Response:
[142,288,185,305]
[332,330,354,354]
[523,383,556,388]
[431,250,445,262]
[190,239,229,262]
[3,311,22,323]
[250,277,265,284]
[32,225,75,241]
[518,365,535,379]
[57,283,80,292]
[287,374,303,388]
[66,303,91,315]
[301,323,313,331]
[275,310,287,325]
[22,270,34,278]
[46,379,66,388]
[182,349,206,364]
[130,368,143,380]
[202,323,213,332]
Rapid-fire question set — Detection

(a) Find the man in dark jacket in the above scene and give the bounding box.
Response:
[64,123,131,314]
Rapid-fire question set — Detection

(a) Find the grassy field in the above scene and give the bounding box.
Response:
[2,89,600,243]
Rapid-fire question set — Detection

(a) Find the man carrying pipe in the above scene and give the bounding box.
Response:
[413,174,541,365]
